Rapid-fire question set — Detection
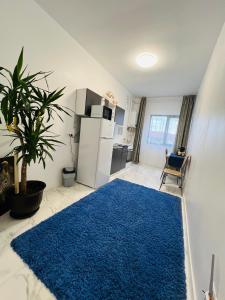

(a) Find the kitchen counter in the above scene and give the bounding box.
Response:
[113,143,133,150]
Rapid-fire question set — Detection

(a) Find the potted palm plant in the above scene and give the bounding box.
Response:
[0,48,70,218]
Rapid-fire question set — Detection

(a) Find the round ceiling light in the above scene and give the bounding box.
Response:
[136,52,157,68]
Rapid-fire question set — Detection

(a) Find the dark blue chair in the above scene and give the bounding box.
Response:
[159,153,190,195]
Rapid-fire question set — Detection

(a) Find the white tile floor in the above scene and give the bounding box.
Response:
[0,163,192,300]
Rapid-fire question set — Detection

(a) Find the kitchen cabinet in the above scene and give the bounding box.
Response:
[76,88,102,116]
[110,147,122,174]
[121,147,128,169]
[110,145,128,174]
[115,106,125,125]
[127,97,139,127]
[126,149,133,162]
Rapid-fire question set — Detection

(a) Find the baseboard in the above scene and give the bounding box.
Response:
[182,195,197,300]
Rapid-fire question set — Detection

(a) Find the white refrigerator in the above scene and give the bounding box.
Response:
[77,118,115,188]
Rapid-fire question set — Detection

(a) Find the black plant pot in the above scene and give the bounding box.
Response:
[6,180,46,219]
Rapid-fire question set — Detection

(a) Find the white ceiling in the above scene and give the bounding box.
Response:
[35,0,225,97]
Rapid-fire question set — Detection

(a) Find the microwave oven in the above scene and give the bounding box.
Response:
[91,105,112,120]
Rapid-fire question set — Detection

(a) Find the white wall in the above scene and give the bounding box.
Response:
[185,23,225,299]
[0,0,132,190]
[140,97,182,168]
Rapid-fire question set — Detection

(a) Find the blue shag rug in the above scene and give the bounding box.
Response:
[11,179,186,300]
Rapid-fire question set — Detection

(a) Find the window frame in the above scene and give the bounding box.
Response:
[147,114,179,146]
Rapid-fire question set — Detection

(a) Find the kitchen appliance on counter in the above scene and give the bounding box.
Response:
[91,105,112,120]
[77,118,115,188]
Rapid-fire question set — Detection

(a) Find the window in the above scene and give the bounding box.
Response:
[147,115,179,146]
